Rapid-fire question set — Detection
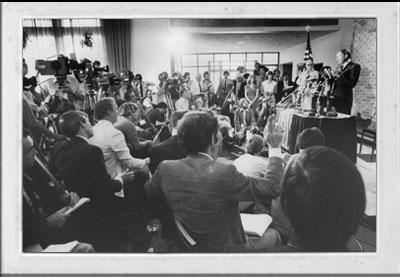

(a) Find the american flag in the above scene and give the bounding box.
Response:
[304,25,313,61]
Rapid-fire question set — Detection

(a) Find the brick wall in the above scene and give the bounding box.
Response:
[351,19,377,126]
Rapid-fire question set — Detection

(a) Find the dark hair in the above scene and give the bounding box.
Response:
[93,60,101,66]
[170,110,188,129]
[119,102,138,117]
[203,71,210,78]
[246,134,264,155]
[282,72,289,77]
[59,111,87,138]
[178,111,219,154]
[267,71,274,76]
[223,71,229,76]
[297,127,325,150]
[183,72,190,79]
[157,102,168,109]
[94,98,115,120]
[135,74,143,81]
[339,49,351,61]
[274,69,280,74]
[243,73,250,80]
[305,58,314,63]
[281,146,366,251]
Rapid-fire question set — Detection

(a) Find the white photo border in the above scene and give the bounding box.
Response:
[1,2,399,274]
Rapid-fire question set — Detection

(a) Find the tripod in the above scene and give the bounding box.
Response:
[82,81,97,124]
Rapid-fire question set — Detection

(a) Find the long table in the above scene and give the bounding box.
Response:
[276,108,357,162]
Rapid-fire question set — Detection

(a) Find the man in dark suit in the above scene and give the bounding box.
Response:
[146,112,284,252]
[331,49,361,115]
[276,72,296,103]
[216,71,234,114]
[48,111,135,251]
[149,110,188,174]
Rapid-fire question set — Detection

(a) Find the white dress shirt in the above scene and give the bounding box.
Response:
[175,97,190,110]
[233,153,269,178]
[90,119,146,179]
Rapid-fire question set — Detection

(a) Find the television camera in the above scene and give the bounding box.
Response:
[158,71,183,87]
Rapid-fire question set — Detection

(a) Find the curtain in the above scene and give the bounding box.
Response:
[23,19,58,80]
[23,19,109,82]
[102,19,131,74]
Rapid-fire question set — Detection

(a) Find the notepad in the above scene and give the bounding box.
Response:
[43,240,79,252]
[65,197,90,215]
[240,213,273,237]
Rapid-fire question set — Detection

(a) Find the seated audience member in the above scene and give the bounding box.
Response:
[297,127,325,150]
[90,98,149,188]
[175,87,191,111]
[272,146,366,252]
[145,112,284,252]
[148,110,188,175]
[272,127,326,241]
[23,129,94,252]
[23,97,67,144]
[234,134,271,214]
[282,127,326,163]
[114,103,154,159]
[90,98,151,218]
[49,111,135,212]
[49,111,138,251]
[146,102,170,142]
[234,98,256,133]
[233,98,256,145]
[147,102,168,126]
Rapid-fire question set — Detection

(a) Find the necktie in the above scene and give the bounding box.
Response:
[199,82,202,93]
[224,80,227,92]
[140,83,143,98]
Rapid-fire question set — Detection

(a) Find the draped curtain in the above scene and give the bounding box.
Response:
[23,19,131,81]
[102,19,131,74]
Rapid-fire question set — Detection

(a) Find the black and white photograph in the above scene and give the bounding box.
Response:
[1,2,399,274]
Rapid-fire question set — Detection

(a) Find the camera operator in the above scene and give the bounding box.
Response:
[118,69,137,101]
[133,74,155,100]
[40,73,85,112]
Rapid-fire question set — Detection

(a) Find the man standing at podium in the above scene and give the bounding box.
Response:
[331,49,361,115]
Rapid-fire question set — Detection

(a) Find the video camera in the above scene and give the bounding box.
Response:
[97,73,123,87]
[158,71,183,87]
[35,55,89,76]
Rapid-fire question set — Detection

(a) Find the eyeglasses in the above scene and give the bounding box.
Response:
[306,63,313,66]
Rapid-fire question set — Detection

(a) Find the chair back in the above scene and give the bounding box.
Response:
[174,217,198,253]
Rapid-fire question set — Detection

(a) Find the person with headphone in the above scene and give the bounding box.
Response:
[330,49,361,115]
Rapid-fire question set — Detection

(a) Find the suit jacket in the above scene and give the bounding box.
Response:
[49,136,122,212]
[145,154,283,252]
[148,135,186,174]
[233,79,246,100]
[234,108,256,132]
[276,80,295,103]
[216,78,234,98]
[333,61,361,100]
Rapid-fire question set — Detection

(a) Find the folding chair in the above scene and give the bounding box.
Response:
[174,218,198,253]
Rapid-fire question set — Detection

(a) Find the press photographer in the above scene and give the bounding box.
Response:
[36,55,86,112]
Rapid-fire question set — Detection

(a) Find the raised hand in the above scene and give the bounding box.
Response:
[264,114,284,149]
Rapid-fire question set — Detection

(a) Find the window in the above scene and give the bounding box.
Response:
[181,52,279,85]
